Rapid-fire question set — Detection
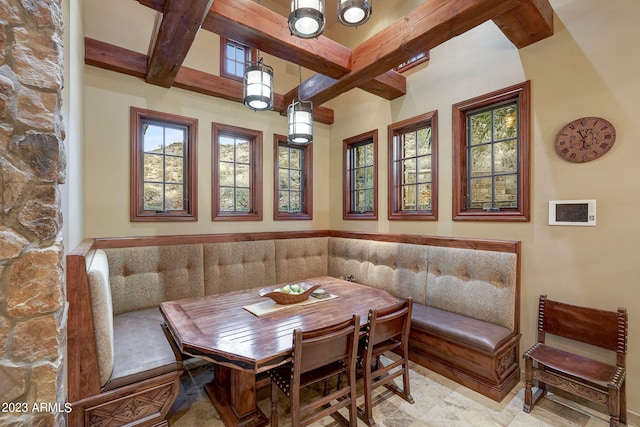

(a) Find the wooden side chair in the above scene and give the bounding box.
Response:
[523,295,628,427]
[359,298,414,427]
[269,314,360,427]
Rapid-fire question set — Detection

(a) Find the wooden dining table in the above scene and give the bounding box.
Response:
[160,275,400,427]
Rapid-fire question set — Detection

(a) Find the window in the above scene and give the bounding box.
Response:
[343,130,377,220]
[130,107,197,222]
[212,123,262,221]
[220,37,256,81]
[274,135,313,220]
[388,111,438,220]
[452,81,531,221]
[395,51,429,73]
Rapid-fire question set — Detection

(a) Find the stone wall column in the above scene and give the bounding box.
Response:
[0,0,67,426]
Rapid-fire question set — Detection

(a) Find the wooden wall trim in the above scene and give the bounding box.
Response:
[92,230,519,253]
[93,230,332,249]
[328,230,520,254]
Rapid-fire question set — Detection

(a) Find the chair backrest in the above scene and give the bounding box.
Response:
[367,298,413,348]
[537,295,627,363]
[292,315,360,375]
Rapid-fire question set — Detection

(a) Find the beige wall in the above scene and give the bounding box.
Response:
[82,0,640,414]
[326,0,640,413]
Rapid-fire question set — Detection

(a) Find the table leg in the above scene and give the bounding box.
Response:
[205,364,268,427]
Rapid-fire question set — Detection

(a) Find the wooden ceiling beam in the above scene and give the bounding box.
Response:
[492,0,553,48]
[145,0,214,87]
[138,0,406,102]
[84,37,334,124]
[204,0,351,79]
[299,0,553,105]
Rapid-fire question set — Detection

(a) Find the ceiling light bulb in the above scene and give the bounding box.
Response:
[337,0,371,27]
[289,0,326,38]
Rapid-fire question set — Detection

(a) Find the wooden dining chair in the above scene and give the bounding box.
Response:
[269,314,360,427]
[359,298,414,426]
[523,295,628,427]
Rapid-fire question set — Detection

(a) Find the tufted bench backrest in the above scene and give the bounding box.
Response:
[327,237,371,283]
[204,240,277,295]
[105,244,205,315]
[275,237,328,283]
[426,246,517,331]
[366,241,428,304]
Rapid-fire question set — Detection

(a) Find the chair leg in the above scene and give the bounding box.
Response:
[620,379,627,426]
[359,362,377,427]
[271,380,279,427]
[523,357,547,414]
[523,356,534,413]
[401,357,414,404]
[348,373,358,427]
[608,385,621,427]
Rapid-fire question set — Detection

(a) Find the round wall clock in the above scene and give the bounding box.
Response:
[555,116,616,163]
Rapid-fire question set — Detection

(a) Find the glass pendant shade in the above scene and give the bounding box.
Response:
[288,0,325,39]
[287,99,313,145]
[243,60,274,111]
[337,0,371,27]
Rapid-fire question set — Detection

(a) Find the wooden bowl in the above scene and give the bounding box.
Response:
[258,283,321,305]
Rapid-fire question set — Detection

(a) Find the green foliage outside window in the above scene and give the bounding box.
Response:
[218,135,251,212]
[142,123,186,212]
[467,103,518,210]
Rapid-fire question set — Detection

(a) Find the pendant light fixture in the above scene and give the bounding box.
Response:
[337,0,372,27]
[243,56,274,111]
[287,99,313,145]
[288,65,313,145]
[288,0,325,39]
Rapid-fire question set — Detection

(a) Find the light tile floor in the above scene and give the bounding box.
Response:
[168,359,635,427]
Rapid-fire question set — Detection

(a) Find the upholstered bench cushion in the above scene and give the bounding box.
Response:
[102,308,181,392]
[275,237,329,283]
[426,246,517,331]
[411,304,512,353]
[204,240,277,295]
[87,249,115,387]
[106,244,205,315]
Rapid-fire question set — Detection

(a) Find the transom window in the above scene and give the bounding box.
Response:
[275,135,312,220]
[130,107,197,222]
[220,37,256,81]
[388,111,438,220]
[452,81,531,221]
[395,51,429,73]
[343,130,377,220]
[212,123,262,221]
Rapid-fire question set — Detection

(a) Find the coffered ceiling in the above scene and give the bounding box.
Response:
[84,0,554,124]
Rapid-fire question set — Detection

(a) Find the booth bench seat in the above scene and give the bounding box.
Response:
[67,230,521,426]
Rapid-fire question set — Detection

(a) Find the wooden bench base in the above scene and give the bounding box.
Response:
[68,371,182,427]
[409,331,521,402]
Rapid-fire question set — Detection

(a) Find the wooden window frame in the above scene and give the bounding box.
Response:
[274,134,313,221]
[212,123,263,221]
[343,130,378,220]
[130,107,198,222]
[387,110,438,221]
[452,81,531,222]
[220,37,257,82]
